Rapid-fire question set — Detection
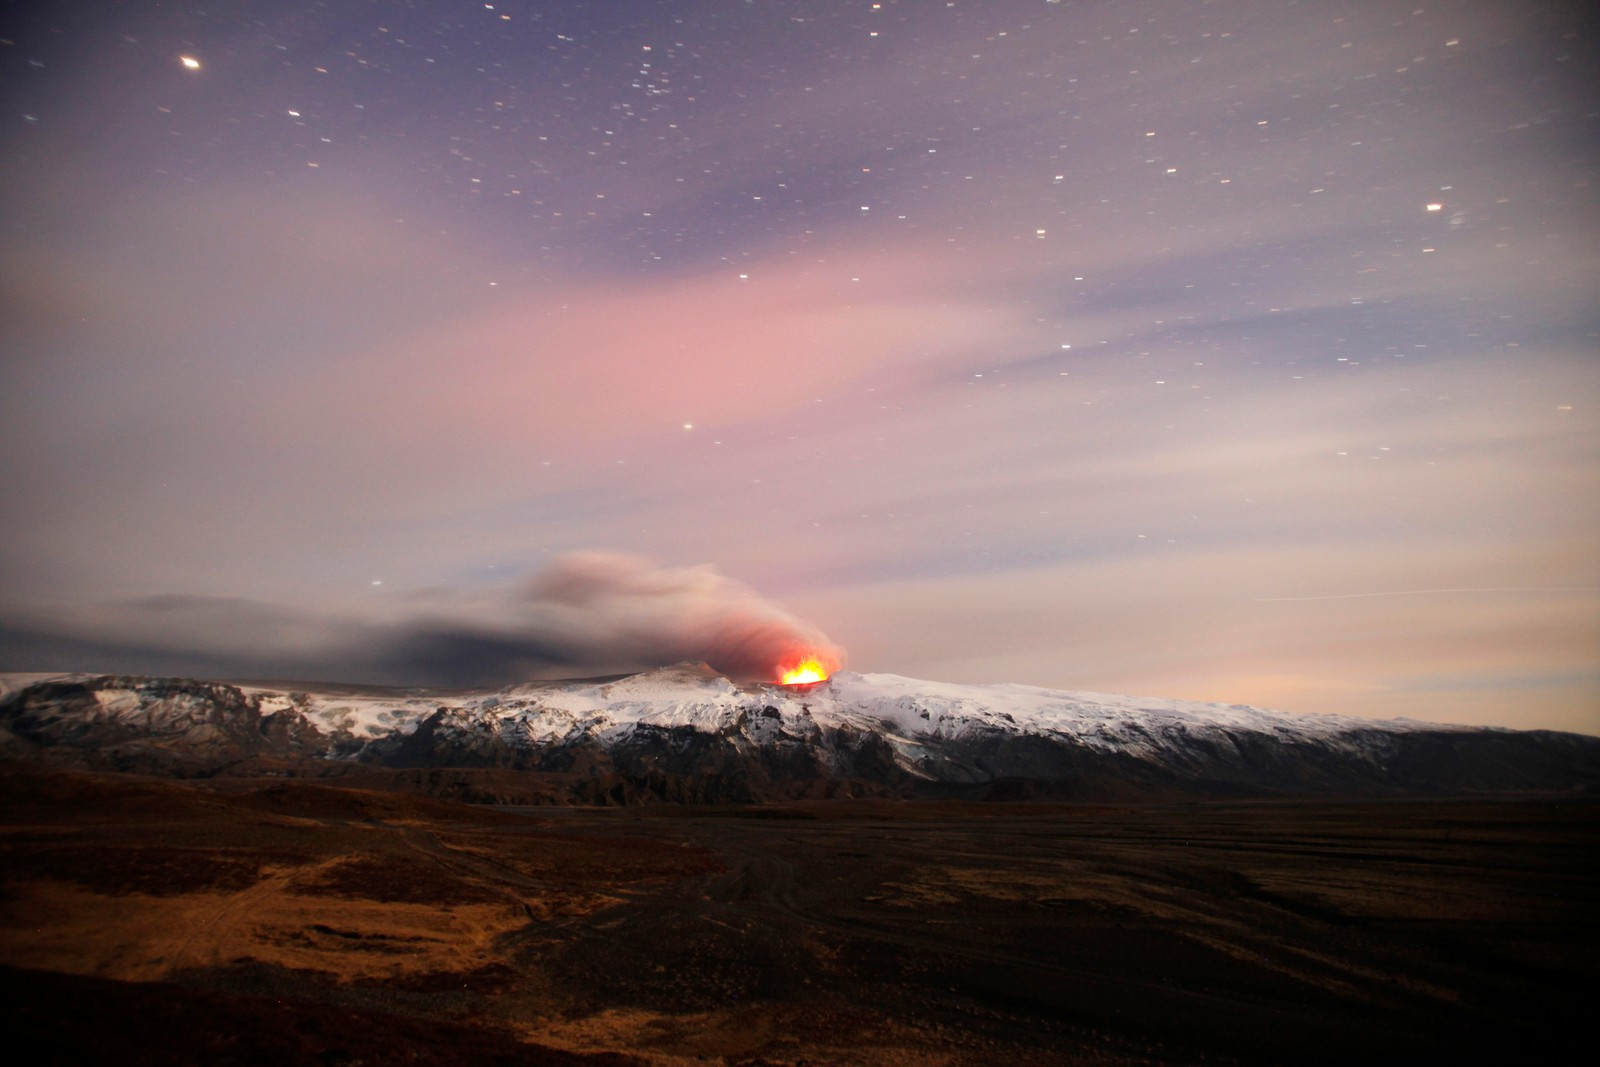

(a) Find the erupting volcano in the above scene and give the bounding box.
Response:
[777,656,831,685]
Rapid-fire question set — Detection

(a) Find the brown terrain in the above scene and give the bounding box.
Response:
[1,763,1594,1065]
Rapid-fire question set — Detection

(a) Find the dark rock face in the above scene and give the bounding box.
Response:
[0,677,326,776]
[2,672,1597,802]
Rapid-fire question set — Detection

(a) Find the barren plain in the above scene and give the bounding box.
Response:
[2,765,1593,1065]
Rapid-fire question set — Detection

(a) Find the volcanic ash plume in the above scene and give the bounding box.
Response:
[515,552,844,683]
[0,552,844,687]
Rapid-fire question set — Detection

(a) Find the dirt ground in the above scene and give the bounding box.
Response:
[1,765,1594,1065]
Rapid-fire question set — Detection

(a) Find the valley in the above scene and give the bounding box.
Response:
[2,765,1593,1064]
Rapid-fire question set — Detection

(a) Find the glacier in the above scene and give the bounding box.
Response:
[2,664,1594,801]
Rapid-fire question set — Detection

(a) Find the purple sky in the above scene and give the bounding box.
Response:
[2,1,1596,732]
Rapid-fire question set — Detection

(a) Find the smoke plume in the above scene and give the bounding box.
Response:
[0,552,845,687]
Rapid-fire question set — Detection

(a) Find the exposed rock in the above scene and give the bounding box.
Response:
[2,666,1595,802]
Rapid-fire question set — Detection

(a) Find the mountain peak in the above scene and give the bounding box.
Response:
[1,669,1595,801]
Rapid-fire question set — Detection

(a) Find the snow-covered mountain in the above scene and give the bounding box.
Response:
[2,664,1595,801]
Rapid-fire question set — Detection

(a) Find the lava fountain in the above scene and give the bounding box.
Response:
[777,655,833,686]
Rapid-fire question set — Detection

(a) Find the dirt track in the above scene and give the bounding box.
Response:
[1,767,1594,1064]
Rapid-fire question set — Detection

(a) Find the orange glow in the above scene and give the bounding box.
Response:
[778,657,829,685]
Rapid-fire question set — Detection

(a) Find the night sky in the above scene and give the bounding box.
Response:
[2,1,1595,732]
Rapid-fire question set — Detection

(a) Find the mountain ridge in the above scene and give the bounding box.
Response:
[3,664,1595,803]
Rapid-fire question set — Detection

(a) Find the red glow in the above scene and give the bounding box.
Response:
[777,655,832,685]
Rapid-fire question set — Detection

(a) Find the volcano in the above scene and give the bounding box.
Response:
[3,664,1595,802]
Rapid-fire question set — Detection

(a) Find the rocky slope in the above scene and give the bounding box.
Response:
[2,665,1595,802]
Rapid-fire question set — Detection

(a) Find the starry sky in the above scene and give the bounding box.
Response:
[2,0,1596,733]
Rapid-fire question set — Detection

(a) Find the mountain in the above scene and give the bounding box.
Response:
[2,664,1596,802]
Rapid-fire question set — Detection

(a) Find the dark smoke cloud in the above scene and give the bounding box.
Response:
[0,552,844,687]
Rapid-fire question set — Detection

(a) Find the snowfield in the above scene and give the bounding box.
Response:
[207,661,1476,770]
[11,662,1469,754]
[6,663,1579,800]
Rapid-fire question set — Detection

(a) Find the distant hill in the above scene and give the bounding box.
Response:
[3,664,1596,803]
